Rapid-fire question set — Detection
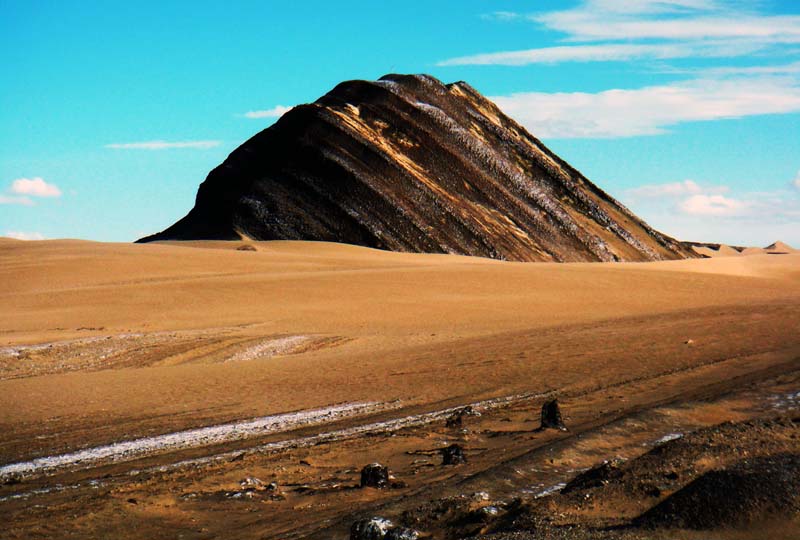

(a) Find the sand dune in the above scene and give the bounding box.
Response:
[1,238,799,539]
[1,239,798,442]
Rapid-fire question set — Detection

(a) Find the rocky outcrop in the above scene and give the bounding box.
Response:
[540,399,567,431]
[139,74,694,263]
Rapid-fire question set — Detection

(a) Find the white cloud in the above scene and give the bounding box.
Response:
[0,194,34,205]
[534,1,800,42]
[678,194,751,216]
[794,170,800,189]
[105,140,221,150]
[490,76,800,138]
[10,177,61,197]
[440,1,800,66]
[481,11,522,21]
[702,61,800,76]
[438,41,761,66]
[5,231,45,240]
[242,106,292,119]
[626,179,730,198]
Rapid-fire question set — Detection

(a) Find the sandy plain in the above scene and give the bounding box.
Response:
[0,238,799,539]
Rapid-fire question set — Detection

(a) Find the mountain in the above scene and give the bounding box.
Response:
[138,74,694,262]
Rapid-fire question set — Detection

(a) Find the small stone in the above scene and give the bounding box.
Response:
[385,527,418,540]
[441,444,467,465]
[2,474,21,486]
[350,517,394,540]
[240,477,264,489]
[236,244,257,251]
[445,406,481,428]
[361,463,390,488]
[540,399,567,431]
[471,491,490,501]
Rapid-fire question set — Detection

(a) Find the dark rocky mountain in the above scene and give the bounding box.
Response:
[139,74,694,262]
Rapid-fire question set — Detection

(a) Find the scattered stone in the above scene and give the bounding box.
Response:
[350,517,394,540]
[472,505,500,521]
[540,399,567,431]
[126,498,138,505]
[384,527,418,540]
[3,474,22,485]
[239,477,264,489]
[446,406,481,428]
[561,457,626,494]
[685,339,695,346]
[361,463,390,488]
[299,459,312,466]
[236,244,257,251]
[441,444,467,465]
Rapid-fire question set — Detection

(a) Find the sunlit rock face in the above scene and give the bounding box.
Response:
[139,74,694,262]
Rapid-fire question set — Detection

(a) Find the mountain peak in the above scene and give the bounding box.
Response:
[138,74,694,263]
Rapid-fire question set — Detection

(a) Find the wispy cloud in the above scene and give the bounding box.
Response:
[5,231,45,240]
[438,41,759,66]
[480,11,521,22]
[626,179,728,199]
[490,76,800,138]
[0,195,34,206]
[242,105,293,119]
[105,140,221,150]
[794,170,800,189]
[442,1,800,66]
[535,2,800,43]
[11,177,61,197]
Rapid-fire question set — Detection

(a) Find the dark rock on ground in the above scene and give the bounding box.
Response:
[441,444,467,465]
[236,244,257,251]
[384,527,419,540]
[635,453,800,530]
[560,458,625,494]
[446,406,480,428]
[138,74,694,264]
[361,463,390,488]
[540,399,567,431]
[351,517,394,540]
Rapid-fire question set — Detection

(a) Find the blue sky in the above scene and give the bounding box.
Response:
[2,0,799,246]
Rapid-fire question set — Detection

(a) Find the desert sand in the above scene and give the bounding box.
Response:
[1,238,799,539]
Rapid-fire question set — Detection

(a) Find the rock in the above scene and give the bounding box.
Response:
[384,527,418,540]
[446,406,480,428]
[2,474,21,485]
[138,75,694,265]
[470,505,501,523]
[350,517,394,540]
[236,244,257,251]
[361,463,390,488]
[441,444,467,465]
[540,399,567,431]
[561,457,625,494]
[239,476,264,489]
[635,454,800,529]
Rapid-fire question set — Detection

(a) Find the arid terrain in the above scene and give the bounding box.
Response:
[1,238,799,539]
